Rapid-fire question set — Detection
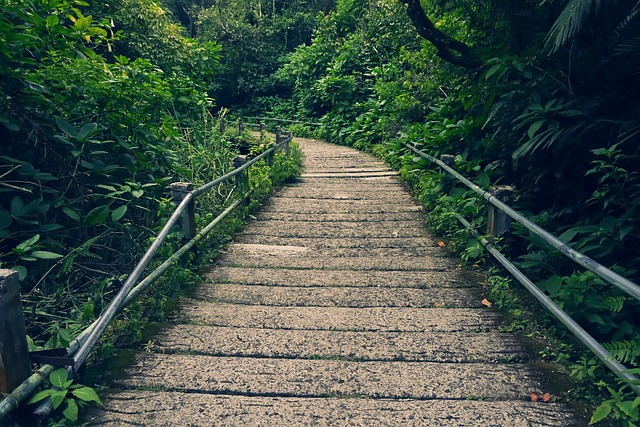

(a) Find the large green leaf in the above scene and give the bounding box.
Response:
[77,122,98,140]
[62,207,80,222]
[72,386,102,405]
[111,205,128,222]
[55,117,78,138]
[27,389,55,404]
[10,196,25,216]
[63,399,78,422]
[83,205,110,226]
[49,368,69,389]
[50,390,67,410]
[31,250,64,260]
[589,401,612,424]
[15,234,40,252]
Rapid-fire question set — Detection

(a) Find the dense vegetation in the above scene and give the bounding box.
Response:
[0,1,300,422]
[2,0,640,424]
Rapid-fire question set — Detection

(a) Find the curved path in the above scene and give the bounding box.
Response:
[87,139,583,426]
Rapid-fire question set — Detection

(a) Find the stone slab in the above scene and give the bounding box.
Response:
[239,222,431,239]
[217,252,456,271]
[260,198,424,214]
[152,325,527,363]
[190,284,484,308]
[230,235,444,249]
[300,171,399,178]
[221,243,447,258]
[202,266,484,288]
[110,354,549,401]
[85,391,584,427]
[255,212,424,222]
[170,304,500,332]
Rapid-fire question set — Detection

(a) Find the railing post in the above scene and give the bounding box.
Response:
[439,154,456,193]
[275,126,281,145]
[238,119,244,135]
[219,119,226,134]
[0,269,31,395]
[234,155,249,197]
[487,185,515,239]
[170,183,196,241]
[284,130,291,155]
[260,123,266,143]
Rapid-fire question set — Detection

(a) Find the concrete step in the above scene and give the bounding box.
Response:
[293,177,403,185]
[260,198,424,214]
[170,303,500,332]
[190,283,484,308]
[230,235,440,249]
[300,171,399,178]
[254,211,424,222]
[86,390,583,427]
[220,243,448,259]
[202,266,484,289]
[150,325,527,363]
[108,353,554,401]
[217,252,457,271]
[239,221,431,239]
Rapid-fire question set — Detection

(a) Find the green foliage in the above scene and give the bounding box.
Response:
[28,368,102,423]
[589,377,640,425]
[0,0,227,396]
[193,0,334,108]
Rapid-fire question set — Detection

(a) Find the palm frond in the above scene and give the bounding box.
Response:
[609,3,640,47]
[545,0,603,54]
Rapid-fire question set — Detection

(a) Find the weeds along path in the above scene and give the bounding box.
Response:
[86,138,584,426]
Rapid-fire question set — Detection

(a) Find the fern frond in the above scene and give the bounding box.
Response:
[601,295,626,313]
[545,0,603,54]
[603,340,640,365]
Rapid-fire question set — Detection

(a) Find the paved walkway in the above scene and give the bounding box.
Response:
[87,139,583,426]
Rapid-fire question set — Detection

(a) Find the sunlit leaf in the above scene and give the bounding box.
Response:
[50,368,68,389]
[63,399,78,422]
[589,401,612,424]
[111,205,127,222]
[72,386,102,405]
[31,251,64,260]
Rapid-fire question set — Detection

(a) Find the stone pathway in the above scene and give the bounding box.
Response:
[87,139,584,426]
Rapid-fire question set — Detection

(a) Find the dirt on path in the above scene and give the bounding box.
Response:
[86,138,585,426]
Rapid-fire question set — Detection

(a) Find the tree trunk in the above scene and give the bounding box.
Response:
[401,0,483,69]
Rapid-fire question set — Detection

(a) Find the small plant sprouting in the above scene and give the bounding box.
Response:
[28,368,102,423]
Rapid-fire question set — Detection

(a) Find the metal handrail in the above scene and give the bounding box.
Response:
[242,116,322,127]
[0,127,294,422]
[405,142,640,392]
[405,144,640,302]
[456,215,640,393]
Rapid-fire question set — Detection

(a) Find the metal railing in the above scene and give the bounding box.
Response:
[405,143,640,393]
[241,116,322,127]
[0,124,294,422]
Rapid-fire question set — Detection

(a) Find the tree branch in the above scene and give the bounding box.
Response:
[401,0,482,69]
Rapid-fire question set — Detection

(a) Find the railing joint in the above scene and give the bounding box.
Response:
[487,185,515,240]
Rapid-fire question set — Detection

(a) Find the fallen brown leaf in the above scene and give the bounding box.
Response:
[481,298,493,307]
[437,241,446,247]
[529,391,553,403]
